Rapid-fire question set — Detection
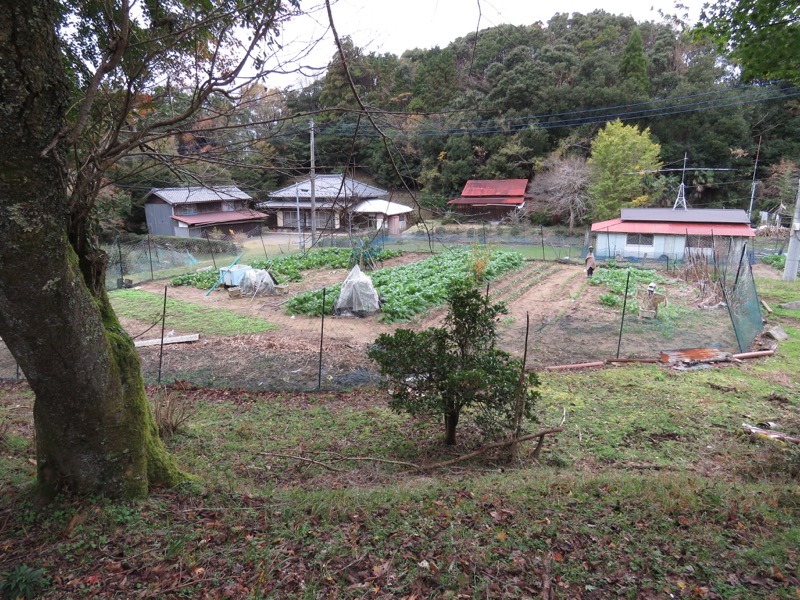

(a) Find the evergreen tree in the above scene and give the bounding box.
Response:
[620,29,650,96]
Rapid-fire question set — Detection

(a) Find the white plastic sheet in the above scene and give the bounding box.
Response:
[334,265,380,317]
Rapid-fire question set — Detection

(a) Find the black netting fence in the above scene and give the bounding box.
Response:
[104,225,302,291]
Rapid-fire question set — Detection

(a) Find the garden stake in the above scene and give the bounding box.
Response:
[733,242,747,292]
[541,225,545,260]
[318,288,326,390]
[117,237,125,285]
[616,270,631,359]
[511,312,531,460]
[146,234,154,280]
[207,233,217,270]
[158,286,167,384]
[259,225,269,261]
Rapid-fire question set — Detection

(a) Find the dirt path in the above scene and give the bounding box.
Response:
[493,263,617,363]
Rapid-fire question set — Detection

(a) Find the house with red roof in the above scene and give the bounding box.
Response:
[447,179,528,221]
[591,208,755,261]
[144,186,266,238]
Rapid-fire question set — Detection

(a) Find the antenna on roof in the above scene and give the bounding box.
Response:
[672,153,689,210]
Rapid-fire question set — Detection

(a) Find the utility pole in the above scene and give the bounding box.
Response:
[783,179,800,282]
[309,119,316,249]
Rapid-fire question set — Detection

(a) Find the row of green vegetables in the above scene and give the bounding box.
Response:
[590,266,670,311]
[285,248,525,322]
[170,247,403,289]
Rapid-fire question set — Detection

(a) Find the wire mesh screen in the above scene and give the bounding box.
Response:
[717,241,763,353]
[104,226,286,291]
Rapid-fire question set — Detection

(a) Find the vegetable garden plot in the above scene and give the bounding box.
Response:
[91,243,770,392]
[285,247,524,321]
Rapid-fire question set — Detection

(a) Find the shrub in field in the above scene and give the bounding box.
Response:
[368,279,539,446]
[763,254,786,270]
[469,244,494,280]
[599,293,622,307]
[150,387,194,440]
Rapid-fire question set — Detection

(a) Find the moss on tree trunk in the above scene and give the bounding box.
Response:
[0,0,185,498]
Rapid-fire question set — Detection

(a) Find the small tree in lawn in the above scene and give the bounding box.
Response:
[368,278,539,446]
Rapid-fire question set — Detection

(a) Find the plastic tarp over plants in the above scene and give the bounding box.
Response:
[238,269,276,296]
[334,265,381,317]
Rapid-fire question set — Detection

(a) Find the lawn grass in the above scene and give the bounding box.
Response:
[110,289,276,336]
[1,278,799,598]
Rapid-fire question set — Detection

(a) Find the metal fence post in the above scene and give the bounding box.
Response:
[540,225,545,260]
[318,288,326,390]
[616,270,632,359]
[147,234,155,280]
[158,286,167,385]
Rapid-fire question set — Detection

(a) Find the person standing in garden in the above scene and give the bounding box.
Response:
[585,246,596,278]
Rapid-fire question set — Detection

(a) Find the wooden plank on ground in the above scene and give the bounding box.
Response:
[659,348,731,364]
[134,334,199,348]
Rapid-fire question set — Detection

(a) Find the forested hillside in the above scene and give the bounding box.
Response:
[110,10,800,227]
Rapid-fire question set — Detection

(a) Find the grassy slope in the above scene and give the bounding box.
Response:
[0,277,799,598]
[110,289,276,336]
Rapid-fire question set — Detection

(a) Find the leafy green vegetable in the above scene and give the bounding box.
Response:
[286,247,524,322]
[170,247,403,289]
[589,267,667,296]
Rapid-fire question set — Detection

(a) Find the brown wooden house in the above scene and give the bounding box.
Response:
[447,179,528,221]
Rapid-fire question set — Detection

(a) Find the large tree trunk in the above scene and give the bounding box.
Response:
[0,0,183,498]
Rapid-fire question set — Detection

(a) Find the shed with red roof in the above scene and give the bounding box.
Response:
[590,208,754,261]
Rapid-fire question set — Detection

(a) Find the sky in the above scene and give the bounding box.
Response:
[265,0,706,87]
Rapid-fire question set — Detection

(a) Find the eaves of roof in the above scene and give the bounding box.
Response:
[171,210,266,226]
[448,197,525,206]
[620,208,751,225]
[256,201,338,210]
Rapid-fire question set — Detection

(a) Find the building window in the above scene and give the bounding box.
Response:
[175,204,198,216]
[283,211,299,227]
[686,235,713,248]
[626,233,654,246]
[198,202,221,213]
[313,211,331,229]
